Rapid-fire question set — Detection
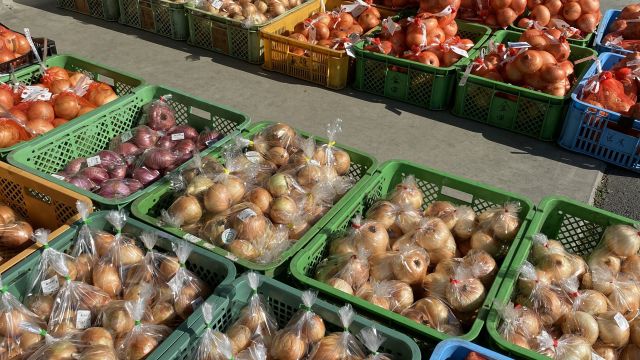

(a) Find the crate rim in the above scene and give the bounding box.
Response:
[290,158,535,342]
[7,84,251,208]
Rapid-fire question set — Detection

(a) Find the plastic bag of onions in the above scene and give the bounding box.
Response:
[91,210,144,298]
[0,202,34,248]
[357,327,392,360]
[24,229,80,321]
[368,245,429,286]
[366,201,422,240]
[589,268,640,322]
[70,201,98,283]
[269,290,326,360]
[115,296,171,360]
[144,95,176,132]
[191,302,235,360]
[355,280,414,314]
[400,296,462,336]
[225,272,277,355]
[392,217,456,265]
[166,242,210,319]
[311,119,351,177]
[316,248,371,295]
[329,214,390,257]
[236,340,268,360]
[307,304,365,360]
[18,325,86,360]
[0,276,46,359]
[443,262,488,314]
[386,175,424,211]
[494,301,542,351]
[514,262,570,327]
[534,330,593,360]
[246,123,297,155]
[251,225,292,265]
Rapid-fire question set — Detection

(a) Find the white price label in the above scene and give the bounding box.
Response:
[183,233,201,243]
[41,276,60,295]
[75,310,92,329]
[383,17,399,34]
[350,4,368,17]
[507,42,531,49]
[20,86,52,101]
[171,133,185,141]
[245,151,262,164]
[121,130,133,142]
[221,229,237,244]
[191,297,204,310]
[614,312,629,330]
[212,0,223,8]
[51,174,65,180]
[450,46,469,58]
[86,156,101,167]
[237,209,257,221]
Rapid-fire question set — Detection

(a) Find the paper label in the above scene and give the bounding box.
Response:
[20,86,52,101]
[614,312,629,330]
[51,174,65,180]
[237,208,257,221]
[183,233,201,243]
[450,46,469,58]
[75,310,92,329]
[86,156,101,167]
[382,17,399,35]
[41,276,60,295]
[221,229,237,244]
[121,130,133,142]
[191,297,204,310]
[341,2,368,17]
[245,151,262,164]
[212,0,223,8]
[171,133,185,141]
[507,42,531,49]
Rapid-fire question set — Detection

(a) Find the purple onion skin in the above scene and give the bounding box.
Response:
[168,125,198,140]
[64,157,86,175]
[143,148,176,171]
[115,142,140,157]
[79,166,109,185]
[126,179,143,192]
[134,126,159,149]
[98,150,122,166]
[68,175,95,191]
[132,167,161,186]
[148,103,176,131]
[98,179,132,198]
[109,165,128,179]
[197,131,222,150]
[156,135,176,150]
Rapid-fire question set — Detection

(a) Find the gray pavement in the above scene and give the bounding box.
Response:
[0,0,631,211]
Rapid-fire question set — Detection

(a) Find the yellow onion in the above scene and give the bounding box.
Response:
[204,183,233,213]
[561,311,599,344]
[603,224,640,257]
[597,311,631,347]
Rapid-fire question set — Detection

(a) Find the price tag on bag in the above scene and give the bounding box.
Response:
[237,209,257,221]
[21,86,52,101]
[121,130,133,142]
[450,46,469,58]
[75,310,92,329]
[614,312,629,330]
[86,156,101,167]
[507,42,531,49]
[221,229,237,244]
[171,133,185,141]
[41,276,60,295]
[212,0,223,9]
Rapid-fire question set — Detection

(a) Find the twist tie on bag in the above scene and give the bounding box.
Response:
[0,285,7,293]
[135,320,142,326]
[39,329,47,336]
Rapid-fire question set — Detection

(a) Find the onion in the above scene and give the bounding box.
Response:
[143,148,177,170]
[354,221,389,255]
[0,88,13,110]
[268,173,293,197]
[561,311,599,344]
[270,195,298,224]
[27,101,55,122]
[68,175,95,191]
[445,277,486,313]
[53,92,80,120]
[603,224,640,257]
[197,130,221,149]
[0,205,15,225]
[53,118,69,128]
[593,344,618,360]
[109,165,127,180]
[537,253,575,282]
[621,344,640,360]
[148,102,176,131]
[134,126,159,149]
[93,263,122,297]
[132,167,160,186]
[98,179,132,198]
[204,183,232,213]
[79,166,109,185]
[0,221,33,247]
[157,135,176,149]
[127,179,143,192]
[266,146,289,166]
[225,176,246,204]
[227,324,252,354]
[26,119,54,135]
[424,201,457,230]
[389,179,423,210]
[245,187,272,213]
[576,290,608,316]
[174,139,196,157]
[64,157,86,175]
[81,327,113,347]
[168,124,198,140]
[597,311,631,347]
[168,195,203,225]
[114,142,140,158]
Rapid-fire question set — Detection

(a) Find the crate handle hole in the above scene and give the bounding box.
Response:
[98,75,115,87]
[190,106,211,120]
[440,186,473,204]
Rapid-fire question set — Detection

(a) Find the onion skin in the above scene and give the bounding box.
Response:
[143,148,177,170]
[80,166,109,185]
[132,167,160,186]
[133,126,159,149]
[68,175,95,191]
[197,130,221,149]
[98,179,132,198]
[114,142,140,157]
[64,157,86,175]
[148,102,176,131]
[126,179,143,192]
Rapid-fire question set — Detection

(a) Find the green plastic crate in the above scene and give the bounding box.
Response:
[290,159,535,343]
[486,196,639,360]
[118,0,189,40]
[57,0,120,21]
[352,20,492,111]
[1,211,236,360]
[130,121,378,277]
[164,273,422,359]
[452,30,597,141]
[0,54,145,158]
[7,84,250,209]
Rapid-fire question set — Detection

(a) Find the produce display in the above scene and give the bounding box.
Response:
[0,66,118,148]
[50,95,222,199]
[314,175,522,335]
[495,224,640,359]
[191,272,394,360]
[0,26,32,63]
[458,0,526,28]
[603,4,640,51]
[193,0,304,25]
[516,0,601,39]
[3,207,212,360]
[466,28,576,97]
[0,203,34,249]
[161,121,353,264]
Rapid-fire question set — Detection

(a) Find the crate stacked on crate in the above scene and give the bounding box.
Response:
[559,52,640,173]
[166,273,422,359]
[57,0,120,20]
[6,85,250,209]
[453,30,596,141]
[118,0,189,40]
[0,24,57,74]
[290,160,535,343]
[131,121,378,276]
[0,162,92,273]
[486,196,640,359]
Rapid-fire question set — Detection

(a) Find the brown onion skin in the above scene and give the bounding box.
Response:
[132,167,160,186]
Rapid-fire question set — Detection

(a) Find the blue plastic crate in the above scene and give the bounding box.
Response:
[595,9,634,55]
[430,339,513,360]
[558,52,640,172]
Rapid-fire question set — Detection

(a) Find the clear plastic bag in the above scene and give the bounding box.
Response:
[329,215,389,257]
[0,276,46,359]
[115,296,171,360]
[270,290,325,360]
[387,175,423,211]
[392,217,456,265]
[0,202,33,249]
[401,296,462,336]
[515,261,571,327]
[312,119,350,176]
[355,280,414,313]
[443,262,487,314]
[535,330,594,360]
[168,241,210,319]
[365,201,422,239]
[25,229,79,321]
[316,248,370,294]
[368,245,429,286]
[494,300,542,350]
[358,327,392,360]
[476,202,522,244]
[307,304,365,360]
[146,95,176,132]
[71,200,97,283]
[20,324,84,360]
[192,302,235,360]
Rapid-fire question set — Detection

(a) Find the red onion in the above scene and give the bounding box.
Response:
[126,178,143,192]
[156,135,175,150]
[79,166,109,185]
[98,150,124,168]
[134,126,159,149]
[109,164,128,179]
[197,130,221,150]
[98,179,132,198]
[114,142,140,157]
[64,157,86,175]
[143,148,177,170]
[148,102,176,131]
[174,139,196,156]
[168,125,198,140]
[132,167,160,186]
[68,175,95,191]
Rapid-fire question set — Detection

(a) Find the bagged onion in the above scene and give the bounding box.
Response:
[115,296,171,360]
[329,214,389,256]
[534,330,593,360]
[166,242,210,319]
[308,304,365,360]
[365,201,422,238]
[312,119,351,176]
[358,327,392,360]
[400,296,462,336]
[387,175,423,210]
[368,245,428,286]
[0,202,33,248]
[192,302,235,360]
[495,301,541,350]
[316,249,370,292]
[20,326,84,360]
[70,201,98,283]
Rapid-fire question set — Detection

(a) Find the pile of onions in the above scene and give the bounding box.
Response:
[284,2,383,54]
[0,26,32,63]
[468,41,575,97]
[517,0,602,38]
[0,204,34,248]
[163,121,353,264]
[314,174,523,335]
[603,4,640,51]
[195,0,303,25]
[0,65,119,149]
[363,14,475,67]
[458,0,527,27]
[496,223,640,359]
